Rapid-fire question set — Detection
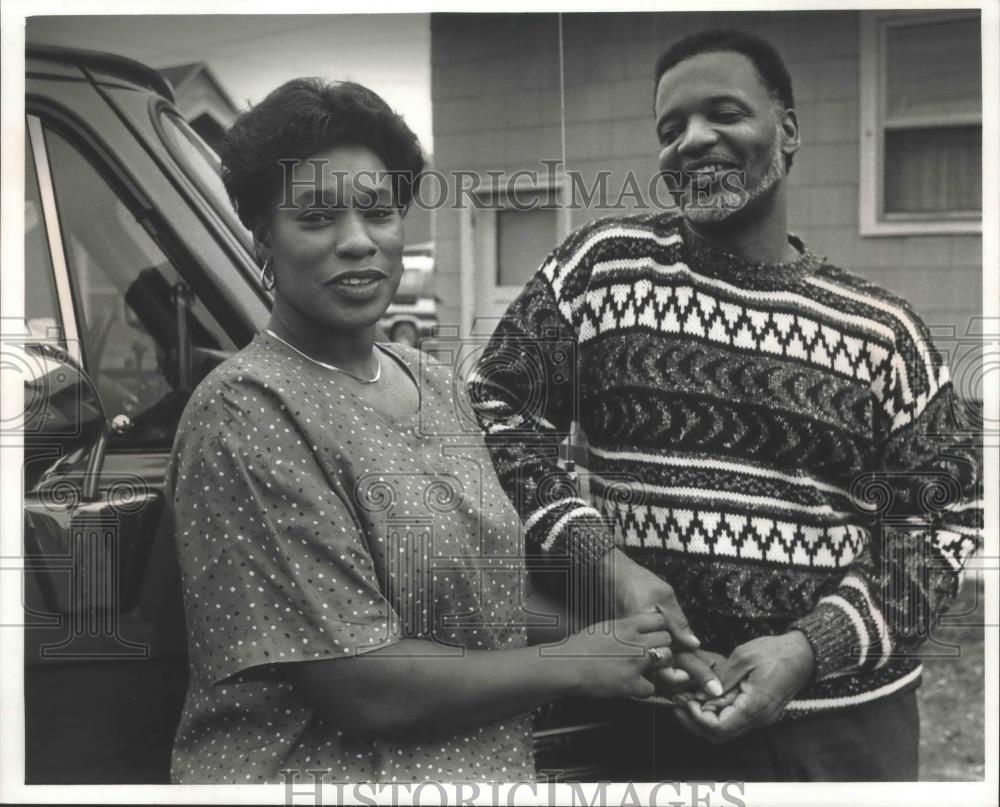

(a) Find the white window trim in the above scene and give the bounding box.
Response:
[859,11,982,237]
[27,116,82,364]
[459,174,571,337]
[487,178,571,293]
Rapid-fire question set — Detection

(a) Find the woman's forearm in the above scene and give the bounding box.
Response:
[286,638,582,740]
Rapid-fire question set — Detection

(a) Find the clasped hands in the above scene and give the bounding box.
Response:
[661,633,815,743]
[608,551,815,743]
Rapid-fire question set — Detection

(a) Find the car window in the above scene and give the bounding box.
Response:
[157,111,253,249]
[24,132,63,346]
[42,123,237,449]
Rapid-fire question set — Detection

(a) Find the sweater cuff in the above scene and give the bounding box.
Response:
[525,503,616,572]
[568,518,617,572]
[525,509,616,628]
[791,601,863,681]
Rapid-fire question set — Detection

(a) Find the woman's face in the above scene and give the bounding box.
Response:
[261,143,405,336]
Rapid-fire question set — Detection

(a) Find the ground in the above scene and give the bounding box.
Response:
[917,573,986,781]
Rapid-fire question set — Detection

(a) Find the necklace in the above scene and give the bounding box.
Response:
[264,329,381,384]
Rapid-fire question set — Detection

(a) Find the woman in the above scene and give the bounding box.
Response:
[166,78,676,784]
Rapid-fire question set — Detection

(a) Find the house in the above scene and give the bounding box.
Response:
[156,60,434,246]
[429,10,983,351]
[159,62,240,153]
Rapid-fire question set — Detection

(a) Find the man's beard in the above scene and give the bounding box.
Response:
[681,128,785,225]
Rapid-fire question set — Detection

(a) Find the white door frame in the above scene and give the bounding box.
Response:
[459,174,572,338]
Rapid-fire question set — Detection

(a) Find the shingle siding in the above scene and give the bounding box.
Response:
[430,11,982,339]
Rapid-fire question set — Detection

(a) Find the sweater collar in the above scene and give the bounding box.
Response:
[677,218,824,290]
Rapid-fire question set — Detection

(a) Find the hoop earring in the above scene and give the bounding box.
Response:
[260,257,275,291]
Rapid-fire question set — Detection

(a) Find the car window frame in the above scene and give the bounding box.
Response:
[25,101,246,453]
[26,115,82,365]
[150,101,256,258]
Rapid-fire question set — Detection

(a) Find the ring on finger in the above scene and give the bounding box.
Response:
[647,646,667,664]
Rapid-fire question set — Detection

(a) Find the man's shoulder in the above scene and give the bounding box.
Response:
[556,212,683,254]
[543,213,684,288]
[808,260,936,347]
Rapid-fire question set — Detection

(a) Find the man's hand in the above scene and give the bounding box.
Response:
[652,648,727,700]
[600,549,701,649]
[670,632,815,743]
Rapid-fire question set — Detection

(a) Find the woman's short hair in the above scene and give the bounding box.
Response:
[219,78,425,230]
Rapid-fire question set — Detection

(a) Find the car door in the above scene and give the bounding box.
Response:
[22,60,264,783]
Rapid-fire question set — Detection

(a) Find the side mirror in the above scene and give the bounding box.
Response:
[21,342,107,495]
[21,342,155,625]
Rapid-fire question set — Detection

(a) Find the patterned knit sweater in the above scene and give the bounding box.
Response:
[468,213,981,716]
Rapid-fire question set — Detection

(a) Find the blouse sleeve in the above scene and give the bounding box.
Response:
[168,375,401,684]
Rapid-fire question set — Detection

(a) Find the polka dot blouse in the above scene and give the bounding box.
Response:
[166,332,535,783]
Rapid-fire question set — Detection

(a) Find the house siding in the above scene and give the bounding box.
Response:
[430,11,982,339]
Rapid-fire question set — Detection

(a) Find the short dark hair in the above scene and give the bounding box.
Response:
[654,29,796,169]
[654,29,795,110]
[219,78,425,230]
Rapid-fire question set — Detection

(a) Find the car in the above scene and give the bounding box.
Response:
[21,43,265,784]
[17,43,604,785]
[380,243,437,347]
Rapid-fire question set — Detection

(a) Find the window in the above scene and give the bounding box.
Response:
[860,12,982,235]
[462,180,570,337]
[496,205,559,288]
[489,184,564,289]
[157,110,252,249]
[42,123,236,449]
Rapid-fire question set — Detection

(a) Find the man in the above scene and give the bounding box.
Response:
[468,30,981,781]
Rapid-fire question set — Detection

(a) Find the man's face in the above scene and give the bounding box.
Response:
[654,50,798,225]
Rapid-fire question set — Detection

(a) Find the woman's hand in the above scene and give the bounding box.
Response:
[652,648,727,700]
[286,612,676,741]
[547,611,676,700]
[598,549,701,650]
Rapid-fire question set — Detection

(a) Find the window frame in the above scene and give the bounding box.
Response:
[479,176,572,291]
[494,202,561,289]
[859,10,983,236]
[27,107,240,452]
[151,101,255,256]
[26,115,81,364]
[458,175,572,336]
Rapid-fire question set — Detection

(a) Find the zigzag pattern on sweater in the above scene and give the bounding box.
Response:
[576,274,888,382]
[596,498,867,568]
[541,224,946,432]
[625,549,868,628]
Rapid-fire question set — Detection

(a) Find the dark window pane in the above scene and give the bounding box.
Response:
[886,18,981,121]
[884,126,981,214]
[496,206,556,287]
[43,125,236,448]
